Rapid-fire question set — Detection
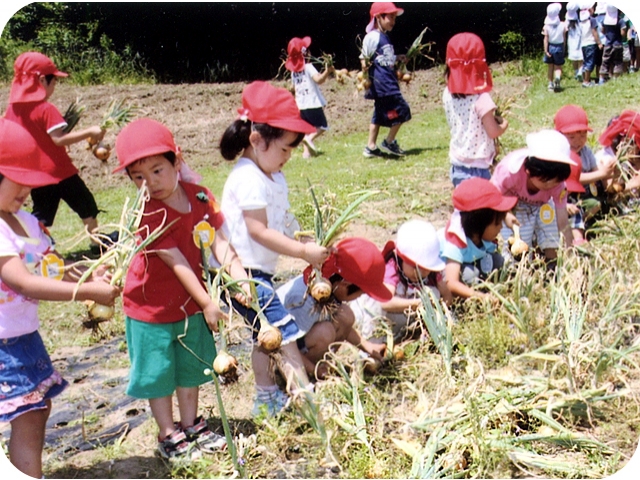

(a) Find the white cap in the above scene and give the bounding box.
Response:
[603,4,618,25]
[594,2,607,15]
[526,130,576,165]
[395,220,445,272]
[545,3,562,24]
[566,2,580,20]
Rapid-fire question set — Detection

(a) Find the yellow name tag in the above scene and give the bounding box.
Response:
[41,253,65,280]
[193,221,215,249]
[539,204,555,225]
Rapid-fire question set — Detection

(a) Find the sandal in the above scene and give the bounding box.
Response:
[183,415,227,453]
[157,428,195,459]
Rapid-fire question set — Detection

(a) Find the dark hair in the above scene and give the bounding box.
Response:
[568,19,579,31]
[443,66,468,99]
[328,273,361,296]
[524,156,571,182]
[460,208,507,240]
[44,74,55,85]
[219,120,304,161]
[125,151,177,177]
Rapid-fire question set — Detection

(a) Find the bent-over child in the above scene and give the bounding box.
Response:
[350,220,451,343]
[219,81,330,417]
[443,32,508,186]
[113,118,250,460]
[0,118,119,478]
[4,52,108,255]
[439,177,517,300]
[285,36,334,158]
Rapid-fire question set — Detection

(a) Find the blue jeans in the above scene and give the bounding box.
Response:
[450,164,492,187]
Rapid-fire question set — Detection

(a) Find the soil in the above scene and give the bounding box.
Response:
[0,67,532,478]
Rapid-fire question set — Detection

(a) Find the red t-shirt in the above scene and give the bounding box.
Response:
[4,101,79,180]
[123,182,225,323]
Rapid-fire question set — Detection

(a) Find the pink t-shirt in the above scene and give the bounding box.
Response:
[4,102,79,181]
[123,182,225,323]
[491,149,568,208]
[0,210,60,338]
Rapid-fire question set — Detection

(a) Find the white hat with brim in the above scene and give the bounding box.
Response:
[544,3,562,24]
[594,2,607,15]
[395,220,445,272]
[526,130,577,166]
[603,4,618,25]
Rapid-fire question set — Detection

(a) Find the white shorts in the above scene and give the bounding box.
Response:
[623,44,632,63]
[500,200,560,252]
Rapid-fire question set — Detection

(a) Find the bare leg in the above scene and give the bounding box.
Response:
[252,346,276,387]
[367,123,380,150]
[385,124,403,145]
[149,395,176,439]
[176,386,198,428]
[8,401,51,478]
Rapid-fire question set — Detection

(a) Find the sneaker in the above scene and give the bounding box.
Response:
[157,428,195,460]
[547,82,555,91]
[598,77,607,86]
[302,137,318,156]
[363,146,384,158]
[252,388,289,418]
[553,77,561,92]
[582,81,594,88]
[380,139,406,156]
[183,416,227,453]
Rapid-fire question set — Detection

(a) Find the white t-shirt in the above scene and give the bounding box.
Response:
[544,22,566,44]
[0,210,60,338]
[442,88,497,169]
[580,17,599,47]
[292,63,326,110]
[221,157,293,274]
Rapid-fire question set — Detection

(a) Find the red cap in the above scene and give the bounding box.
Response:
[239,81,315,134]
[598,110,640,147]
[366,2,404,33]
[114,118,178,172]
[305,237,392,302]
[554,104,593,134]
[446,33,493,94]
[0,118,64,187]
[285,36,311,73]
[566,151,585,193]
[453,177,517,212]
[9,52,68,104]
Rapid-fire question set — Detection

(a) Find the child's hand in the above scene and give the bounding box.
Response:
[82,281,120,306]
[87,126,106,145]
[504,212,520,229]
[302,242,330,270]
[203,301,224,332]
[566,203,580,216]
[234,282,253,308]
[599,157,618,179]
[362,339,386,362]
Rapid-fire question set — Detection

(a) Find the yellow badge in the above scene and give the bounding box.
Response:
[41,253,65,280]
[193,221,215,249]
[559,189,567,201]
[539,204,555,225]
[589,183,598,197]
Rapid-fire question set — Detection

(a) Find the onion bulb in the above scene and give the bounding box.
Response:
[509,224,529,257]
[309,275,332,302]
[88,302,114,321]
[402,73,412,83]
[257,321,282,352]
[92,142,111,161]
[213,351,238,376]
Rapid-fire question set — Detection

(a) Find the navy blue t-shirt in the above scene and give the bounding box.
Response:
[362,30,401,99]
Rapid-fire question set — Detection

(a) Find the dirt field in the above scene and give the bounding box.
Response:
[0,68,536,478]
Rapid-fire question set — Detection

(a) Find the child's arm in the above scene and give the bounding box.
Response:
[556,207,573,248]
[0,256,119,305]
[481,110,509,139]
[211,229,251,304]
[437,277,454,306]
[243,208,329,269]
[379,285,421,313]
[49,125,105,148]
[580,157,617,184]
[156,247,223,330]
[443,260,487,299]
[543,29,551,58]
[344,317,386,361]
[312,65,334,85]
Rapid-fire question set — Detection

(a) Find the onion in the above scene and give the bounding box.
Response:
[257,322,282,352]
[92,142,111,161]
[88,302,114,321]
[309,275,332,302]
[213,351,238,376]
[402,73,412,83]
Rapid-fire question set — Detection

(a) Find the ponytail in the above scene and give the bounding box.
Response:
[220,120,252,161]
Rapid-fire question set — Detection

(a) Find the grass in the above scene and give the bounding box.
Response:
[18,58,640,478]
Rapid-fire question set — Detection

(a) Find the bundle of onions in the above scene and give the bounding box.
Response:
[334,68,350,84]
[355,71,372,92]
[74,182,178,320]
[88,98,139,161]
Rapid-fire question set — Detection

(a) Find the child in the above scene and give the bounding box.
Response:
[113,118,250,459]
[4,52,108,255]
[0,118,119,478]
[443,32,508,187]
[566,2,584,81]
[491,129,575,263]
[219,81,330,416]
[360,1,411,158]
[278,237,391,378]
[350,220,451,343]
[440,178,517,299]
[285,36,334,159]
[598,5,628,84]
[553,104,617,243]
[542,3,566,92]
[595,110,640,195]
[579,3,603,87]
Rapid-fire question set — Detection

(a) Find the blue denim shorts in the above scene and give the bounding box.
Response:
[450,164,492,187]
[0,330,68,423]
[581,44,597,72]
[231,270,303,346]
[543,43,565,65]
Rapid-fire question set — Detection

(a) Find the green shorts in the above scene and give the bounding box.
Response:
[125,314,217,399]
